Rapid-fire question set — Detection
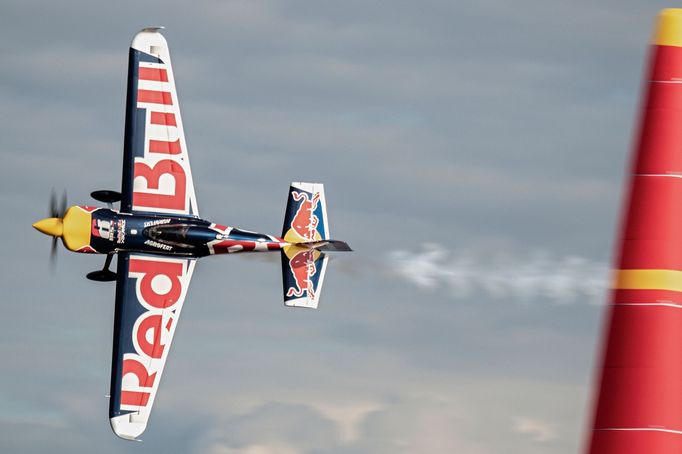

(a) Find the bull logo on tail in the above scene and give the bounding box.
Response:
[289,191,320,240]
[286,249,318,299]
[283,190,323,300]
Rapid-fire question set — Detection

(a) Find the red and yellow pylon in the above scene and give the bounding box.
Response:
[588,8,682,453]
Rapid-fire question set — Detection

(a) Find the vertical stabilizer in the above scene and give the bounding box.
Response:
[280,246,329,309]
[281,182,329,241]
[280,182,330,308]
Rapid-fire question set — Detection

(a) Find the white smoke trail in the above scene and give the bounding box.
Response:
[387,244,609,305]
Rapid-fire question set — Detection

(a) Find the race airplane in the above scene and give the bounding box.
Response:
[32,28,351,441]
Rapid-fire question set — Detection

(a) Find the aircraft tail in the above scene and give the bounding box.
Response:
[280,182,350,308]
[281,182,329,241]
[281,246,329,309]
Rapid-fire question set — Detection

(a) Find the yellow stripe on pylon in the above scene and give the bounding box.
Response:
[614,269,682,292]
[653,8,682,47]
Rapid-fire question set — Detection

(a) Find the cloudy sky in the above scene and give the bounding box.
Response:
[0,1,672,452]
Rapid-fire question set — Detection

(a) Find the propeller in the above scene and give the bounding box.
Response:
[50,189,67,218]
[47,189,67,266]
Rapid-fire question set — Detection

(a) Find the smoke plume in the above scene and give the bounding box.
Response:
[387,244,608,305]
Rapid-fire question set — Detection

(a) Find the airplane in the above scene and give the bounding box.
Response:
[32,27,351,441]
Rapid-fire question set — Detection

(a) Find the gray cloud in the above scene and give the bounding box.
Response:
[514,417,559,443]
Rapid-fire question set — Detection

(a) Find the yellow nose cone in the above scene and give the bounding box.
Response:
[32,217,64,237]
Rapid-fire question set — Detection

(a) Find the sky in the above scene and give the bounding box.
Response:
[0,1,673,452]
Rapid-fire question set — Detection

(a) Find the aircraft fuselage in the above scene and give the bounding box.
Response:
[36,205,287,259]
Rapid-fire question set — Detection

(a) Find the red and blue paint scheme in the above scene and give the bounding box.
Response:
[85,208,288,257]
[32,28,350,441]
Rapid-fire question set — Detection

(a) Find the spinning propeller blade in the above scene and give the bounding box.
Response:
[46,189,67,266]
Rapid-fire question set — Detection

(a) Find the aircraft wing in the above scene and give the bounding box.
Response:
[109,252,196,440]
[120,28,199,217]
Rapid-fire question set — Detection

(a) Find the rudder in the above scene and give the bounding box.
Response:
[281,182,329,242]
[281,182,330,308]
[280,246,329,309]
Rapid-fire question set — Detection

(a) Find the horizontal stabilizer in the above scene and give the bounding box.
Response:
[292,239,352,252]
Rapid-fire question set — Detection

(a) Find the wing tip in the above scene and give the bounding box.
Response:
[131,27,169,51]
[140,26,165,33]
[285,297,319,309]
[290,182,324,193]
[110,414,147,441]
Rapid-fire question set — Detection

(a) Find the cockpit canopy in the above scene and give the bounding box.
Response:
[144,224,217,248]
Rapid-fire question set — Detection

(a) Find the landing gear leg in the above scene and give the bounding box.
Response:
[86,253,117,282]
